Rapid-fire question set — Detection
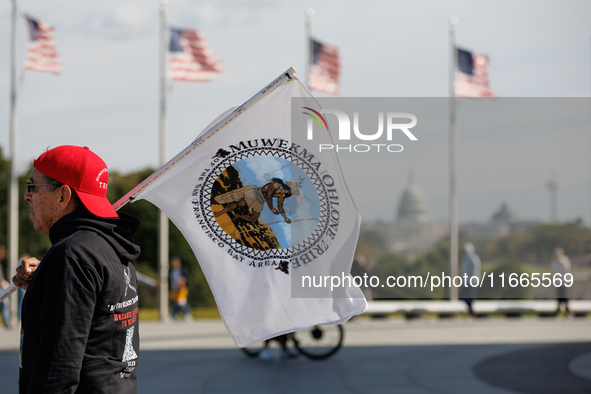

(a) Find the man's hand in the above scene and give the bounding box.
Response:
[12,257,40,290]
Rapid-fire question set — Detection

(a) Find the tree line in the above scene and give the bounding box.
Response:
[358,216,591,299]
[3,145,590,305]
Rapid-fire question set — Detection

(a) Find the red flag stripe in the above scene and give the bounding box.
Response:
[308,39,340,95]
[169,28,223,82]
[24,16,61,74]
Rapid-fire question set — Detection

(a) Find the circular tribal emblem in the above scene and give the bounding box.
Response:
[193,141,333,263]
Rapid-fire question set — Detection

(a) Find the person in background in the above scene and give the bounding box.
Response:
[170,276,192,321]
[460,242,481,317]
[0,244,11,328]
[169,257,183,293]
[169,257,192,321]
[551,247,572,316]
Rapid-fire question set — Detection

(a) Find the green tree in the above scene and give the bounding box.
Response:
[526,221,591,263]
[371,253,409,298]
[356,229,388,263]
[478,258,529,299]
[108,169,215,309]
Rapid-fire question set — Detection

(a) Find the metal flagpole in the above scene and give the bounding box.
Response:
[158,0,170,321]
[8,0,20,325]
[305,8,314,87]
[449,17,459,301]
[547,174,558,223]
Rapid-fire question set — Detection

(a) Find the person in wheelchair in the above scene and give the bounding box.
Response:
[258,334,299,360]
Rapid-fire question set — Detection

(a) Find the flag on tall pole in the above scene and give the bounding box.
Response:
[454,47,495,97]
[168,27,224,82]
[158,0,170,321]
[7,0,20,326]
[448,18,496,301]
[448,18,459,300]
[308,38,340,95]
[4,11,63,324]
[159,2,220,321]
[23,15,61,74]
[114,68,366,346]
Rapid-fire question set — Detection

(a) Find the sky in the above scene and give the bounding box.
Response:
[327,97,590,225]
[0,0,590,225]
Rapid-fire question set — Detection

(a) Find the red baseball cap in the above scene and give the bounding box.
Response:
[34,145,118,218]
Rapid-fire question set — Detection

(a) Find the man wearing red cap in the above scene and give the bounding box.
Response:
[12,146,141,393]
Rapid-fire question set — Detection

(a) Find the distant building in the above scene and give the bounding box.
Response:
[361,174,447,255]
[461,202,540,239]
[362,177,542,255]
[396,174,429,223]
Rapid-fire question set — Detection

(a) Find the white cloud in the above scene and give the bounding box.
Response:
[86,3,156,39]
[113,4,152,30]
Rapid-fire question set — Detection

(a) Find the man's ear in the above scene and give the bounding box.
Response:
[57,185,74,212]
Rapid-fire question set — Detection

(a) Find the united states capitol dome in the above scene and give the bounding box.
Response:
[396,173,429,223]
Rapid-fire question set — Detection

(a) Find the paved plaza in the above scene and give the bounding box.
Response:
[1,316,590,393]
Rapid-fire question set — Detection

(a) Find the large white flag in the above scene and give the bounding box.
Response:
[130,71,366,346]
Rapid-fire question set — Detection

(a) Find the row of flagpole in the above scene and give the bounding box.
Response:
[4,3,495,320]
[3,1,344,321]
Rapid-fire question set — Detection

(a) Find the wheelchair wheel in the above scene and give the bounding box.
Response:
[292,325,344,360]
[240,341,265,358]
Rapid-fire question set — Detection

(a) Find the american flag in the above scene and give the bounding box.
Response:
[169,27,224,82]
[23,15,61,74]
[454,47,495,97]
[308,38,340,95]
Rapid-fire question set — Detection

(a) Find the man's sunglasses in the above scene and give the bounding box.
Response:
[26,180,54,193]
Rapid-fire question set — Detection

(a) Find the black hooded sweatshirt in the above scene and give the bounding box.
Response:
[19,212,141,394]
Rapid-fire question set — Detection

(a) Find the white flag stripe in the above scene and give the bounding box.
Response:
[454,49,494,97]
[169,27,223,82]
[309,39,340,95]
[23,16,61,74]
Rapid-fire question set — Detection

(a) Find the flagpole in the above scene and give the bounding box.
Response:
[158,0,170,321]
[305,8,313,87]
[8,0,20,325]
[449,17,459,301]
[113,66,297,212]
